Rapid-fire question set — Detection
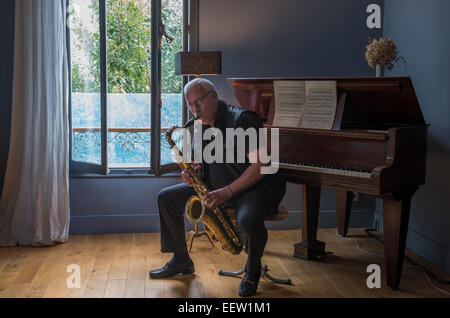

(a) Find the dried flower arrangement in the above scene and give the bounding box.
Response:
[365,37,406,71]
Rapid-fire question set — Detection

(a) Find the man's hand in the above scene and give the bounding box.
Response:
[203,187,233,211]
[181,163,201,187]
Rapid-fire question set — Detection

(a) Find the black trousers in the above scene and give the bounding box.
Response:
[158,183,271,259]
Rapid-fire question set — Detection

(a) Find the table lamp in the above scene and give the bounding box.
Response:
[175,51,222,78]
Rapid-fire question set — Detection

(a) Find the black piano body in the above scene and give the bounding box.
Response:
[228,77,428,290]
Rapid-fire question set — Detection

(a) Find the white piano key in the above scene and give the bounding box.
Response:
[277,162,372,179]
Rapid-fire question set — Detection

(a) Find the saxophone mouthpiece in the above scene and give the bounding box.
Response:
[183,116,198,128]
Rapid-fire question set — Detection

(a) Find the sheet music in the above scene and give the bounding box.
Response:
[272,81,305,127]
[300,81,337,129]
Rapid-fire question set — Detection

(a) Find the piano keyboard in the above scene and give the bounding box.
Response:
[277,161,372,179]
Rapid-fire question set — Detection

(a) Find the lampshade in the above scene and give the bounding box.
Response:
[175,51,222,76]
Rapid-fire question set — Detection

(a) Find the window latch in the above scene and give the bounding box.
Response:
[159,23,174,44]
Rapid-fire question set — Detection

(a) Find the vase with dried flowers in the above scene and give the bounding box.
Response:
[365,37,406,77]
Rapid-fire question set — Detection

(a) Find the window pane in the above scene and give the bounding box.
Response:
[106,0,152,168]
[108,94,151,167]
[161,0,183,165]
[161,127,183,165]
[70,0,101,164]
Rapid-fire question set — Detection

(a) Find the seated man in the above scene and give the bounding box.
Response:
[149,78,286,297]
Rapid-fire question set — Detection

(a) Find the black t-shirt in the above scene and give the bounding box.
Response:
[199,100,286,213]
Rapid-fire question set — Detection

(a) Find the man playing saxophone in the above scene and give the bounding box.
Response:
[149,78,286,297]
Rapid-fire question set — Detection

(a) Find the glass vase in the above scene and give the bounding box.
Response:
[376,64,385,77]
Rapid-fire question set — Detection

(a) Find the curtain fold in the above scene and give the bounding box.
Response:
[0,0,70,246]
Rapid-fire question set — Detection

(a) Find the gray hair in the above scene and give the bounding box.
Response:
[184,78,217,96]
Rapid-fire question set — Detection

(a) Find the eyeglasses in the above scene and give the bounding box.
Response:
[186,90,213,109]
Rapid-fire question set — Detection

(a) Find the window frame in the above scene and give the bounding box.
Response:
[68,0,197,177]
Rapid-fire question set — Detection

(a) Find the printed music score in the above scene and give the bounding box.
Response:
[272,80,337,129]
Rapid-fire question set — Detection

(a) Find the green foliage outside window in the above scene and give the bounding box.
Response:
[70,0,183,95]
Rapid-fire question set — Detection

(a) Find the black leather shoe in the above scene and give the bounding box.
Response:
[149,259,195,279]
[239,262,261,297]
[238,278,259,297]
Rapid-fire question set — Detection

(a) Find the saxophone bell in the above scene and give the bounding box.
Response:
[185,195,205,223]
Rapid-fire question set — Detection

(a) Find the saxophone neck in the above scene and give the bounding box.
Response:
[166,117,198,148]
[183,116,197,128]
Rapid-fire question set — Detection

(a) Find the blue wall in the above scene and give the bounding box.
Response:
[199,0,383,104]
[382,0,450,273]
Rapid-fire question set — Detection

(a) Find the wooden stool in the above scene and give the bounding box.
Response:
[218,205,292,285]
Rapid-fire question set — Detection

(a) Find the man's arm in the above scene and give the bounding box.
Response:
[203,111,268,210]
[227,149,269,196]
[203,149,269,210]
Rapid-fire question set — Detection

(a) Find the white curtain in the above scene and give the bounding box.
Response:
[0,0,70,246]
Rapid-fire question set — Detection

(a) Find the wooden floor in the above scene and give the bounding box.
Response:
[0,228,448,298]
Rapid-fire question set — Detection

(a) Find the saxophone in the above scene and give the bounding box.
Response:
[166,118,243,255]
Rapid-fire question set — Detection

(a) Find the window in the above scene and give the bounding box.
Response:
[68,0,195,175]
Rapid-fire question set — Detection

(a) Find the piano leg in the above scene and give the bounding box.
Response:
[336,190,353,237]
[294,185,326,260]
[382,187,417,290]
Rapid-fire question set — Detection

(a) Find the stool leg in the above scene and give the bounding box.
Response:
[218,260,292,285]
[219,259,247,277]
[218,265,246,277]
[261,263,292,285]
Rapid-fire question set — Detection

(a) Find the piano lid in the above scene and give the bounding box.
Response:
[227,77,426,130]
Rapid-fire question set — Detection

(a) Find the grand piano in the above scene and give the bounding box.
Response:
[228,77,428,290]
